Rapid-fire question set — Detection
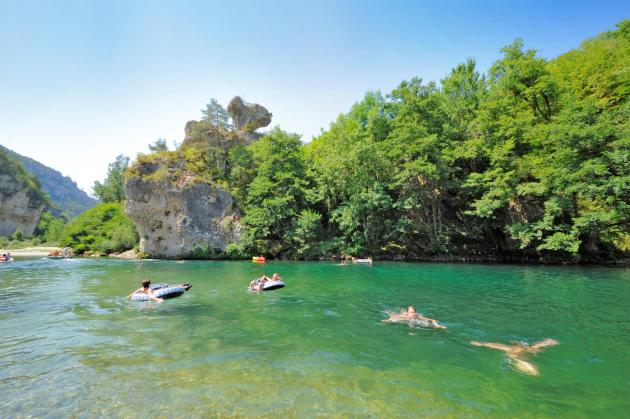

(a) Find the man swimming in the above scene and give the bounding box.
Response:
[127,279,192,302]
[470,338,559,376]
[382,305,447,329]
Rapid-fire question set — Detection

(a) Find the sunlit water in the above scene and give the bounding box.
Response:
[1,258,629,416]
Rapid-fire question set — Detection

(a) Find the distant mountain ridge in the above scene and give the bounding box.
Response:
[0,145,97,219]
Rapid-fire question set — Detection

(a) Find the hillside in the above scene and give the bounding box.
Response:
[0,145,97,218]
[0,147,47,237]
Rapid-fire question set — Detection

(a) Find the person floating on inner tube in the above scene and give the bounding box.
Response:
[249,273,282,293]
[127,279,192,302]
[382,305,447,329]
[470,338,559,376]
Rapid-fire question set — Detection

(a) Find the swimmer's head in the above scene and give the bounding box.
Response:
[407,305,416,315]
[142,279,151,288]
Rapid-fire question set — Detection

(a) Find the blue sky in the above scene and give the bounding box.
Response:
[0,0,627,193]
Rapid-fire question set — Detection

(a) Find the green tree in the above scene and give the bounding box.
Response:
[241,127,308,255]
[59,202,138,254]
[201,98,231,131]
[93,155,130,203]
[148,138,168,152]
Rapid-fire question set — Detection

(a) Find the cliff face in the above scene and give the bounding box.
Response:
[0,145,96,218]
[125,177,240,258]
[124,96,271,258]
[0,149,46,237]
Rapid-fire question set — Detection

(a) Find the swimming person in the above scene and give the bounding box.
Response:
[470,338,559,376]
[128,279,163,302]
[382,305,447,329]
[249,273,282,293]
[127,280,192,302]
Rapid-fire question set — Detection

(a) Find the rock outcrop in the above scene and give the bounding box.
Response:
[228,96,272,132]
[124,95,272,258]
[125,176,241,258]
[0,149,46,237]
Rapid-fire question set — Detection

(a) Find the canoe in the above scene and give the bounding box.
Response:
[252,256,266,263]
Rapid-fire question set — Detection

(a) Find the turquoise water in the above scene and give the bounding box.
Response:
[1,258,629,417]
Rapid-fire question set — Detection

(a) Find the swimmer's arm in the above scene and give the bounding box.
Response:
[530,338,559,351]
[127,288,142,298]
[470,341,512,351]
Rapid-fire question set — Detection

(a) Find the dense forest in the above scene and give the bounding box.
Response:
[215,21,630,262]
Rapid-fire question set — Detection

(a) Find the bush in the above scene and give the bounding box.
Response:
[59,203,138,255]
[225,242,248,259]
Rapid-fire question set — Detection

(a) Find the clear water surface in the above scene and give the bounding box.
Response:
[1,258,628,417]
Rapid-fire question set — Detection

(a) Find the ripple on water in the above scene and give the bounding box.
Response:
[0,260,629,416]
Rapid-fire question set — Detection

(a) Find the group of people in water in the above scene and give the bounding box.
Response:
[382,305,558,375]
[126,275,557,376]
[248,272,282,293]
[0,253,12,262]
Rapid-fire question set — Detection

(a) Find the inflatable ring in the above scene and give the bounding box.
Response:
[131,285,186,301]
[262,280,285,291]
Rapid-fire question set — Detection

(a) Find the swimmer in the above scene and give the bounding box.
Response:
[249,273,282,293]
[470,338,559,376]
[128,279,163,302]
[249,275,270,293]
[249,273,281,293]
[382,305,447,329]
[127,280,192,302]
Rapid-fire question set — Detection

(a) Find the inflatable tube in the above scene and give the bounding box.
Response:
[131,285,186,301]
[262,280,285,291]
[252,257,266,263]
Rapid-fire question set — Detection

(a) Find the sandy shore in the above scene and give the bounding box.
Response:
[0,247,61,257]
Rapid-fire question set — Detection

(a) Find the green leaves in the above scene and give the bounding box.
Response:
[59,203,137,255]
[93,155,129,203]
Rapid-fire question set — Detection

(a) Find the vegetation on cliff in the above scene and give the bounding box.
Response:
[0,147,48,204]
[0,145,96,218]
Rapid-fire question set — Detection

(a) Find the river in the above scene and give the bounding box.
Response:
[1,258,628,416]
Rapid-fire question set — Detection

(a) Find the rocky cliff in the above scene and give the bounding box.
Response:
[0,148,47,237]
[125,176,241,258]
[124,96,271,258]
[0,145,96,218]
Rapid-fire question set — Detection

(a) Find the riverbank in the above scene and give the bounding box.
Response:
[0,246,60,257]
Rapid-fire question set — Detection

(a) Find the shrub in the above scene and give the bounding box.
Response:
[59,203,138,255]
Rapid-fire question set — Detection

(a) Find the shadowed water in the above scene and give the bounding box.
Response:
[0,258,629,416]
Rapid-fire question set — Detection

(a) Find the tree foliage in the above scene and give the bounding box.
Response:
[59,202,138,255]
[93,155,129,203]
[117,21,629,262]
[201,98,231,131]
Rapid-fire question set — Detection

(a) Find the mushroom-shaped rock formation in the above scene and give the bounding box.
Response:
[228,96,272,132]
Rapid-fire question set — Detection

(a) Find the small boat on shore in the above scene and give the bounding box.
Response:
[353,257,373,264]
[48,247,73,259]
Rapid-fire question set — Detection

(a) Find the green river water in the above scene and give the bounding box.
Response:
[0,258,628,417]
